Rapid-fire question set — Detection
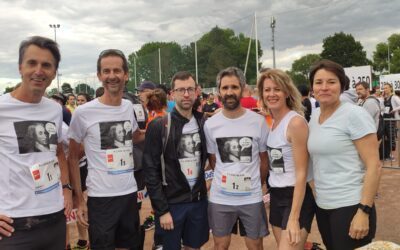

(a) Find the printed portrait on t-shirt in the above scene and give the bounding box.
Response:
[178,132,201,158]
[14,121,58,154]
[267,146,285,173]
[216,137,252,163]
[100,121,132,149]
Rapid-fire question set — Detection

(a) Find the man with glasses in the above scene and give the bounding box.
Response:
[143,71,209,250]
[68,49,144,249]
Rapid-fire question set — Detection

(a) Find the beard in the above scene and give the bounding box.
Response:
[222,94,241,110]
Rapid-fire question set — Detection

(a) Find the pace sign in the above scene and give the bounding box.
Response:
[344,65,372,90]
[380,74,400,90]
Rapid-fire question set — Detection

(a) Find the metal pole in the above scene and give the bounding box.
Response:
[388,42,391,74]
[271,16,276,69]
[49,24,60,91]
[158,48,162,84]
[195,42,198,84]
[254,12,259,77]
[244,15,254,76]
[134,56,137,89]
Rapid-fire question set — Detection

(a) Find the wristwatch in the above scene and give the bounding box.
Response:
[62,183,73,191]
[358,203,372,215]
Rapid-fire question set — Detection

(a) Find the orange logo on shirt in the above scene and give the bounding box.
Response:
[222,175,226,183]
[32,170,41,180]
[107,154,114,163]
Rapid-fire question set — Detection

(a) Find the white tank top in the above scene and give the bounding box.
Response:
[267,110,312,187]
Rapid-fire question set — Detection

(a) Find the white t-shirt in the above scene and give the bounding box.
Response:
[0,94,64,217]
[204,109,269,205]
[179,116,201,189]
[308,102,376,209]
[68,99,138,197]
[267,111,312,188]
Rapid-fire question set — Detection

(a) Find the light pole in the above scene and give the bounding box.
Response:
[388,41,391,74]
[270,16,276,69]
[49,24,61,91]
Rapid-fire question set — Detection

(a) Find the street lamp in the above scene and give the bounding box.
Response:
[49,24,61,91]
[388,41,391,74]
[270,16,276,69]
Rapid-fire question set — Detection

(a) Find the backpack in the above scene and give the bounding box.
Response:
[364,96,384,140]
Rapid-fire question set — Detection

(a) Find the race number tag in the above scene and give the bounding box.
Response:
[221,172,251,196]
[105,148,134,174]
[29,159,60,194]
[268,147,285,173]
[179,157,200,184]
[133,104,146,122]
[384,107,391,114]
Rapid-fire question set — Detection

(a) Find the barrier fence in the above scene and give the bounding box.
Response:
[381,118,400,169]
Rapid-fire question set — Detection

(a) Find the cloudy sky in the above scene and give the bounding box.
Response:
[0,0,398,93]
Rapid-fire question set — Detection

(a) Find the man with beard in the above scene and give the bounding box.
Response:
[68,49,144,249]
[204,67,269,249]
[143,71,209,250]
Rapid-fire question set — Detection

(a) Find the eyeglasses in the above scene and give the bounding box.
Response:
[173,87,196,95]
[99,49,125,58]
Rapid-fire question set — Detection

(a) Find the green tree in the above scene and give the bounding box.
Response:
[373,34,400,74]
[3,86,14,94]
[47,87,58,97]
[75,83,95,97]
[61,82,73,94]
[289,54,321,85]
[320,32,369,67]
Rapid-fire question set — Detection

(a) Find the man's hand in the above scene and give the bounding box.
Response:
[77,199,89,228]
[63,189,73,216]
[0,215,14,240]
[160,212,174,230]
[349,210,369,240]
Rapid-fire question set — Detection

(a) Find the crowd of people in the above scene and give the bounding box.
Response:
[0,35,383,250]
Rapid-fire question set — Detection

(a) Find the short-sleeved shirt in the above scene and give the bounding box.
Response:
[68,99,138,197]
[308,102,376,209]
[0,94,64,217]
[204,109,269,206]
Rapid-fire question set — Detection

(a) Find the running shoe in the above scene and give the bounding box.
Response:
[143,215,155,231]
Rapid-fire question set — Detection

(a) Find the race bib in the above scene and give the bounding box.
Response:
[221,172,251,196]
[29,159,60,194]
[384,106,391,114]
[133,104,146,122]
[179,157,200,185]
[268,147,285,173]
[106,147,134,174]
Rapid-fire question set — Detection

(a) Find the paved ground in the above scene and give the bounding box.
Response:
[68,166,400,249]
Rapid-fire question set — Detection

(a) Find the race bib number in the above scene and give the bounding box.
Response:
[133,104,146,122]
[221,172,251,196]
[384,106,391,114]
[106,147,134,174]
[29,159,60,194]
[268,147,285,173]
[179,157,200,184]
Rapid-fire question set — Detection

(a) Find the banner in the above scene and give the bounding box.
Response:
[379,74,400,90]
[344,65,372,90]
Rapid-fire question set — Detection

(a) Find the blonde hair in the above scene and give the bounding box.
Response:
[257,69,304,116]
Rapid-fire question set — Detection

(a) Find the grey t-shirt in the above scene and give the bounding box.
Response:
[308,102,376,209]
[361,97,380,130]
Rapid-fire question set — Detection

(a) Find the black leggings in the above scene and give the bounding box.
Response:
[315,204,376,250]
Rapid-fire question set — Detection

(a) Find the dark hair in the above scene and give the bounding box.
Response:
[171,71,196,89]
[67,94,75,99]
[309,59,347,93]
[95,86,104,97]
[77,92,92,102]
[147,89,167,112]
[297,84,310,97]
[216,67,246,91]
[19,36,61,70]
[355,81,370,90]
[97,49,128,74]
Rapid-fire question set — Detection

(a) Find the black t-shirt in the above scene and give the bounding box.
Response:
[203,102,219,113]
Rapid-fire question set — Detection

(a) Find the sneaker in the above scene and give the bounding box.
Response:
[143,215,155,231]
[152,243,163,250]
[73,240,89,250]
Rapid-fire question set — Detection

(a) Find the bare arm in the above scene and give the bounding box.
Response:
[259,151,268,185]
[349,133,381,239]
[208,154,216,170]
[133,128,145,143]
[286,116,309,245]
[57,143,72,216]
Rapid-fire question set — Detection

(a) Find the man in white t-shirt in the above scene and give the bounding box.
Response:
[143,71,209,250]
[68,49,144,250]
[204,67,269,249]
[0,36,72,249]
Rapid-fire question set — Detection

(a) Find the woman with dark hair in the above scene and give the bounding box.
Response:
[308,59,381,249]
[146,88,167,128]
[77,93,92,106]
